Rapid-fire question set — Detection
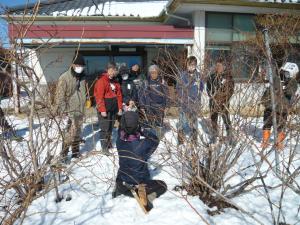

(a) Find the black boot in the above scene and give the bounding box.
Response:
[191,129,198,145]
[71,140,81,159]
[177,129,184,145]
[61,143,70,163]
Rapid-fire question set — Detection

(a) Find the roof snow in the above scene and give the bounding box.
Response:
[10,0,169,18]
[7,0,300,18]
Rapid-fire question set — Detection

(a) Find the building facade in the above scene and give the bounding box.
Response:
[3,0,300,113]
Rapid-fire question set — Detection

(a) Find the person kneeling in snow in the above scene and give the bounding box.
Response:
[113,110,167,209]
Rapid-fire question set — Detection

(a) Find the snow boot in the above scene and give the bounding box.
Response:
[137,184,153,212]
[276,131,285,151]
[261,130,271,149]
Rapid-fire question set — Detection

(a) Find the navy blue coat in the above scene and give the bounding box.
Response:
[116,129,159,185]
[121,79,138,105]
[176,71,204,112]
[138,78,167,112]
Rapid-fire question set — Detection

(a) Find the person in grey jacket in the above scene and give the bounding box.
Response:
[53,53,87,160]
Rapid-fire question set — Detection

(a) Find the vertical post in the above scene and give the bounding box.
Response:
[262,28,280,174]
[12,61,20,114]
[192,11,206,68]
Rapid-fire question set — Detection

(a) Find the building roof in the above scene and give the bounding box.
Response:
[8,0,168,18]
[5,0,300,20]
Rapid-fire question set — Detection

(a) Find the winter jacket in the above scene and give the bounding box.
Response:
[206,72,235,105]
[94,73,122,113]
[121,79,138,105]
[139,78,167,112]
[116,129,159,185]
[129,70,146,89]
[176,71,204,112]
[261,75,298,113]
[53,67,87,118]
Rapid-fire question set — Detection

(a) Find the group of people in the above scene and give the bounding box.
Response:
[1,52,298,207]
[52,53,169,207]
[177,57,235,145]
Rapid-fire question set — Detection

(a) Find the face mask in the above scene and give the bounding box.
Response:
[122,74,129,80]
[74,66,84,74]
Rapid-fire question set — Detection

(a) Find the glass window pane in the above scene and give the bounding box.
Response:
[233,14,255,32]
[84,56,109,77]
[207,29,233,42]
[206,13,232,42]
[114,56,142,68]
[207,13,232,29]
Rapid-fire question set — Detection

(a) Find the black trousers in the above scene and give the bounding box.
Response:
[98,111,117,150]
[0,107,10,130]
[263,108,287,132]
[116,180,167,198]
[209,99,231,133]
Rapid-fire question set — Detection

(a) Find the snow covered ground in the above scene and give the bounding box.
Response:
[2,115,299,225]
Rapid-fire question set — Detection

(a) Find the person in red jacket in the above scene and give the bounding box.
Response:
[94,62,123,154]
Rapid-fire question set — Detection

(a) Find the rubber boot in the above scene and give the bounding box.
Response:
[276,132,285,151]
[261,130,271,149]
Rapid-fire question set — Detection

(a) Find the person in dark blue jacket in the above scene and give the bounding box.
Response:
[114,110,167,205]
[119,64,138,108]
[176,56,204,145]
[139,65,167,137]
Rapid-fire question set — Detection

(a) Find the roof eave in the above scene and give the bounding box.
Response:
[1,15,164,23]
[167,0,300,13]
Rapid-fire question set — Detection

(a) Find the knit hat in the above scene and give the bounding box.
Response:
[121,111,140,135]
[72,53,86,66]
[119,64,129,75]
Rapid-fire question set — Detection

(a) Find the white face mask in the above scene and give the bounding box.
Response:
[122,74,129,80]
[74,66,84,74]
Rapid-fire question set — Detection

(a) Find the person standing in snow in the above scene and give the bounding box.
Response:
[128,60,145,88]
[119,64,138,109]
[113,110,167,208]
[139,64,168,138]
[94,62,123,155]
[260,62,299,150]
[206,59,235,143]
[176,56,204,145]
[52,53,87,160]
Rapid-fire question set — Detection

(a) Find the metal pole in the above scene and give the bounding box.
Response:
[262,29,280,174]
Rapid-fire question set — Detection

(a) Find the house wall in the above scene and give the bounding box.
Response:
[199,83,300,116]
[33,48,75,84]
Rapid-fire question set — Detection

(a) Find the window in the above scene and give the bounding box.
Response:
[206,13,257,80]
[233,14,256,41]
[84,56,109,78]
[206,13,233,43]
[206,12,256,43]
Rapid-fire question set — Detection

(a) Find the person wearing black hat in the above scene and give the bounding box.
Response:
[119,64,138,108]
[52,53,87,161]
[113,110,167,208]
